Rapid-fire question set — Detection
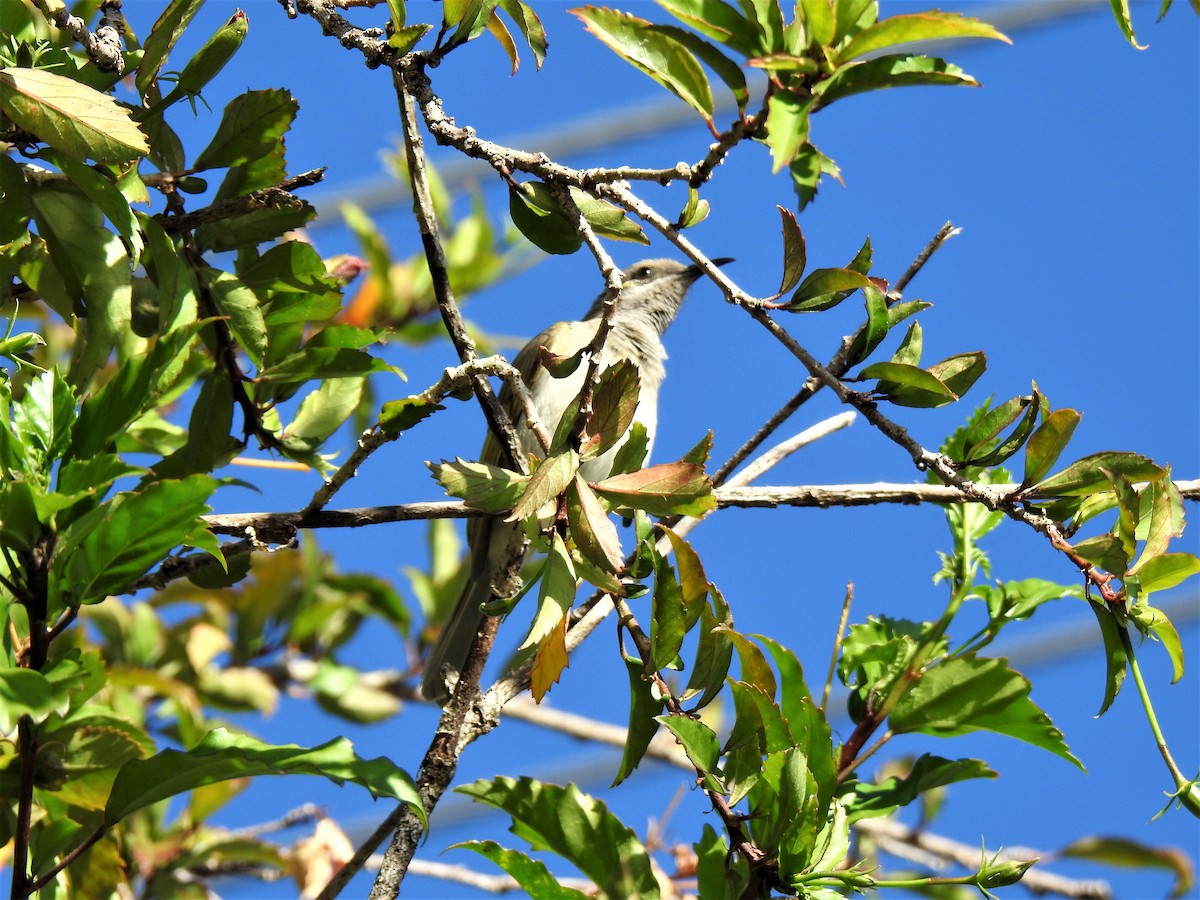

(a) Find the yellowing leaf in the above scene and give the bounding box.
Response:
[530,611,569,702]
[0,68,149,163]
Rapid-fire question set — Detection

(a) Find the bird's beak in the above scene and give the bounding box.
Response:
[686,257,735,279]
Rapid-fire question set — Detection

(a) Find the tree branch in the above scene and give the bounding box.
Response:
[32,0,125,73]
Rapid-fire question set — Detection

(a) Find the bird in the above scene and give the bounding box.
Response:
[421,257,730,705]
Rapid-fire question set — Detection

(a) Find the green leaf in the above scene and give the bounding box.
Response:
[786,142,827,210]
[1094,600,1128,720]
[740,0,786,53]
[1028,451,1166,499]
[52,474,219,606]
[193,89,298,171]
[39,708,153,774]
[974,578,1079,633]
[308,659,402,723]
[28,187,132,386]
[451,841,588,899]
[518,532,577,652]
[651,552,686,671]
[508,449,579,522]
[816,54,977,107]
[105,728,424,826]
[962,392,1038,467]
[927,351,985,402]
[457,777,659,898]
[723,629,777,699]
[648,23,749,112]
[833,0,878,43]
[1104,0,1148,49]
[592,460,716,517]
[608,420,651,476]
[1129,606,1185,684]
[655,0,760,57]
[380,395,444,435]
[785,267,874,312]
[429,457,529,513]
[0,669,65,731]
[845,299,930,366]
[1022,408,1081,487]
[0,68,148,163]
[856,360,956,407]
[1132,553,1200,596]
[70,319,205,460]
[135,0,208,96]
[753,634,814,724]
[11,368,77,470]
[508,185,581,255]
[845,754,996,822]
[51,154,143,259]
[200,267,267,368]
[799,0,835,46]
[280,377,367,456]
[748,747,821,871]
[857,283,889,363]
[529,182,648,247]
[681,430,714,467]
[694,823,748,899]
[573,6,714,122]
[613,653,666,786]
[389,22,434,54]
[151,9,249,111]
[764,89,811,173]
[776,205,806,295]
[888,324,923,366]
[497,0,548,68]
[657,714,722,777]
[838,11,1010,62]
[682,587,734,711]
[1073,534,1130,578]
[890,654,1082,768]
[1130,478,1185,571]
[255,346,394,384]
[444,0,496,46]
[676,184,710,228]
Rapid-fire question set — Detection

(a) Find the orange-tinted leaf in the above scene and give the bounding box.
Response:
[592,461,715,517]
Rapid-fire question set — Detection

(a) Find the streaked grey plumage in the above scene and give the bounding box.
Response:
[422,258,727,705]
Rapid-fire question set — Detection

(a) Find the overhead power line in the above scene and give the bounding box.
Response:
[308,0,1106,227]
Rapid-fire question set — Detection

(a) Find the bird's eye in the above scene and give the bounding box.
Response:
[633,266,651,280]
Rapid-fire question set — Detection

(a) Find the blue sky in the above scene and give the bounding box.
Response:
[112,1,1199,896]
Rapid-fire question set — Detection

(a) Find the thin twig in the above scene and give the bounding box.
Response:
[302,356,551,516]
[394,70,526,474]
[821,584,853,713]
[721,412,855,488]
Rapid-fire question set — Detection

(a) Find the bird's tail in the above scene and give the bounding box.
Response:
[421,573,493,706]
